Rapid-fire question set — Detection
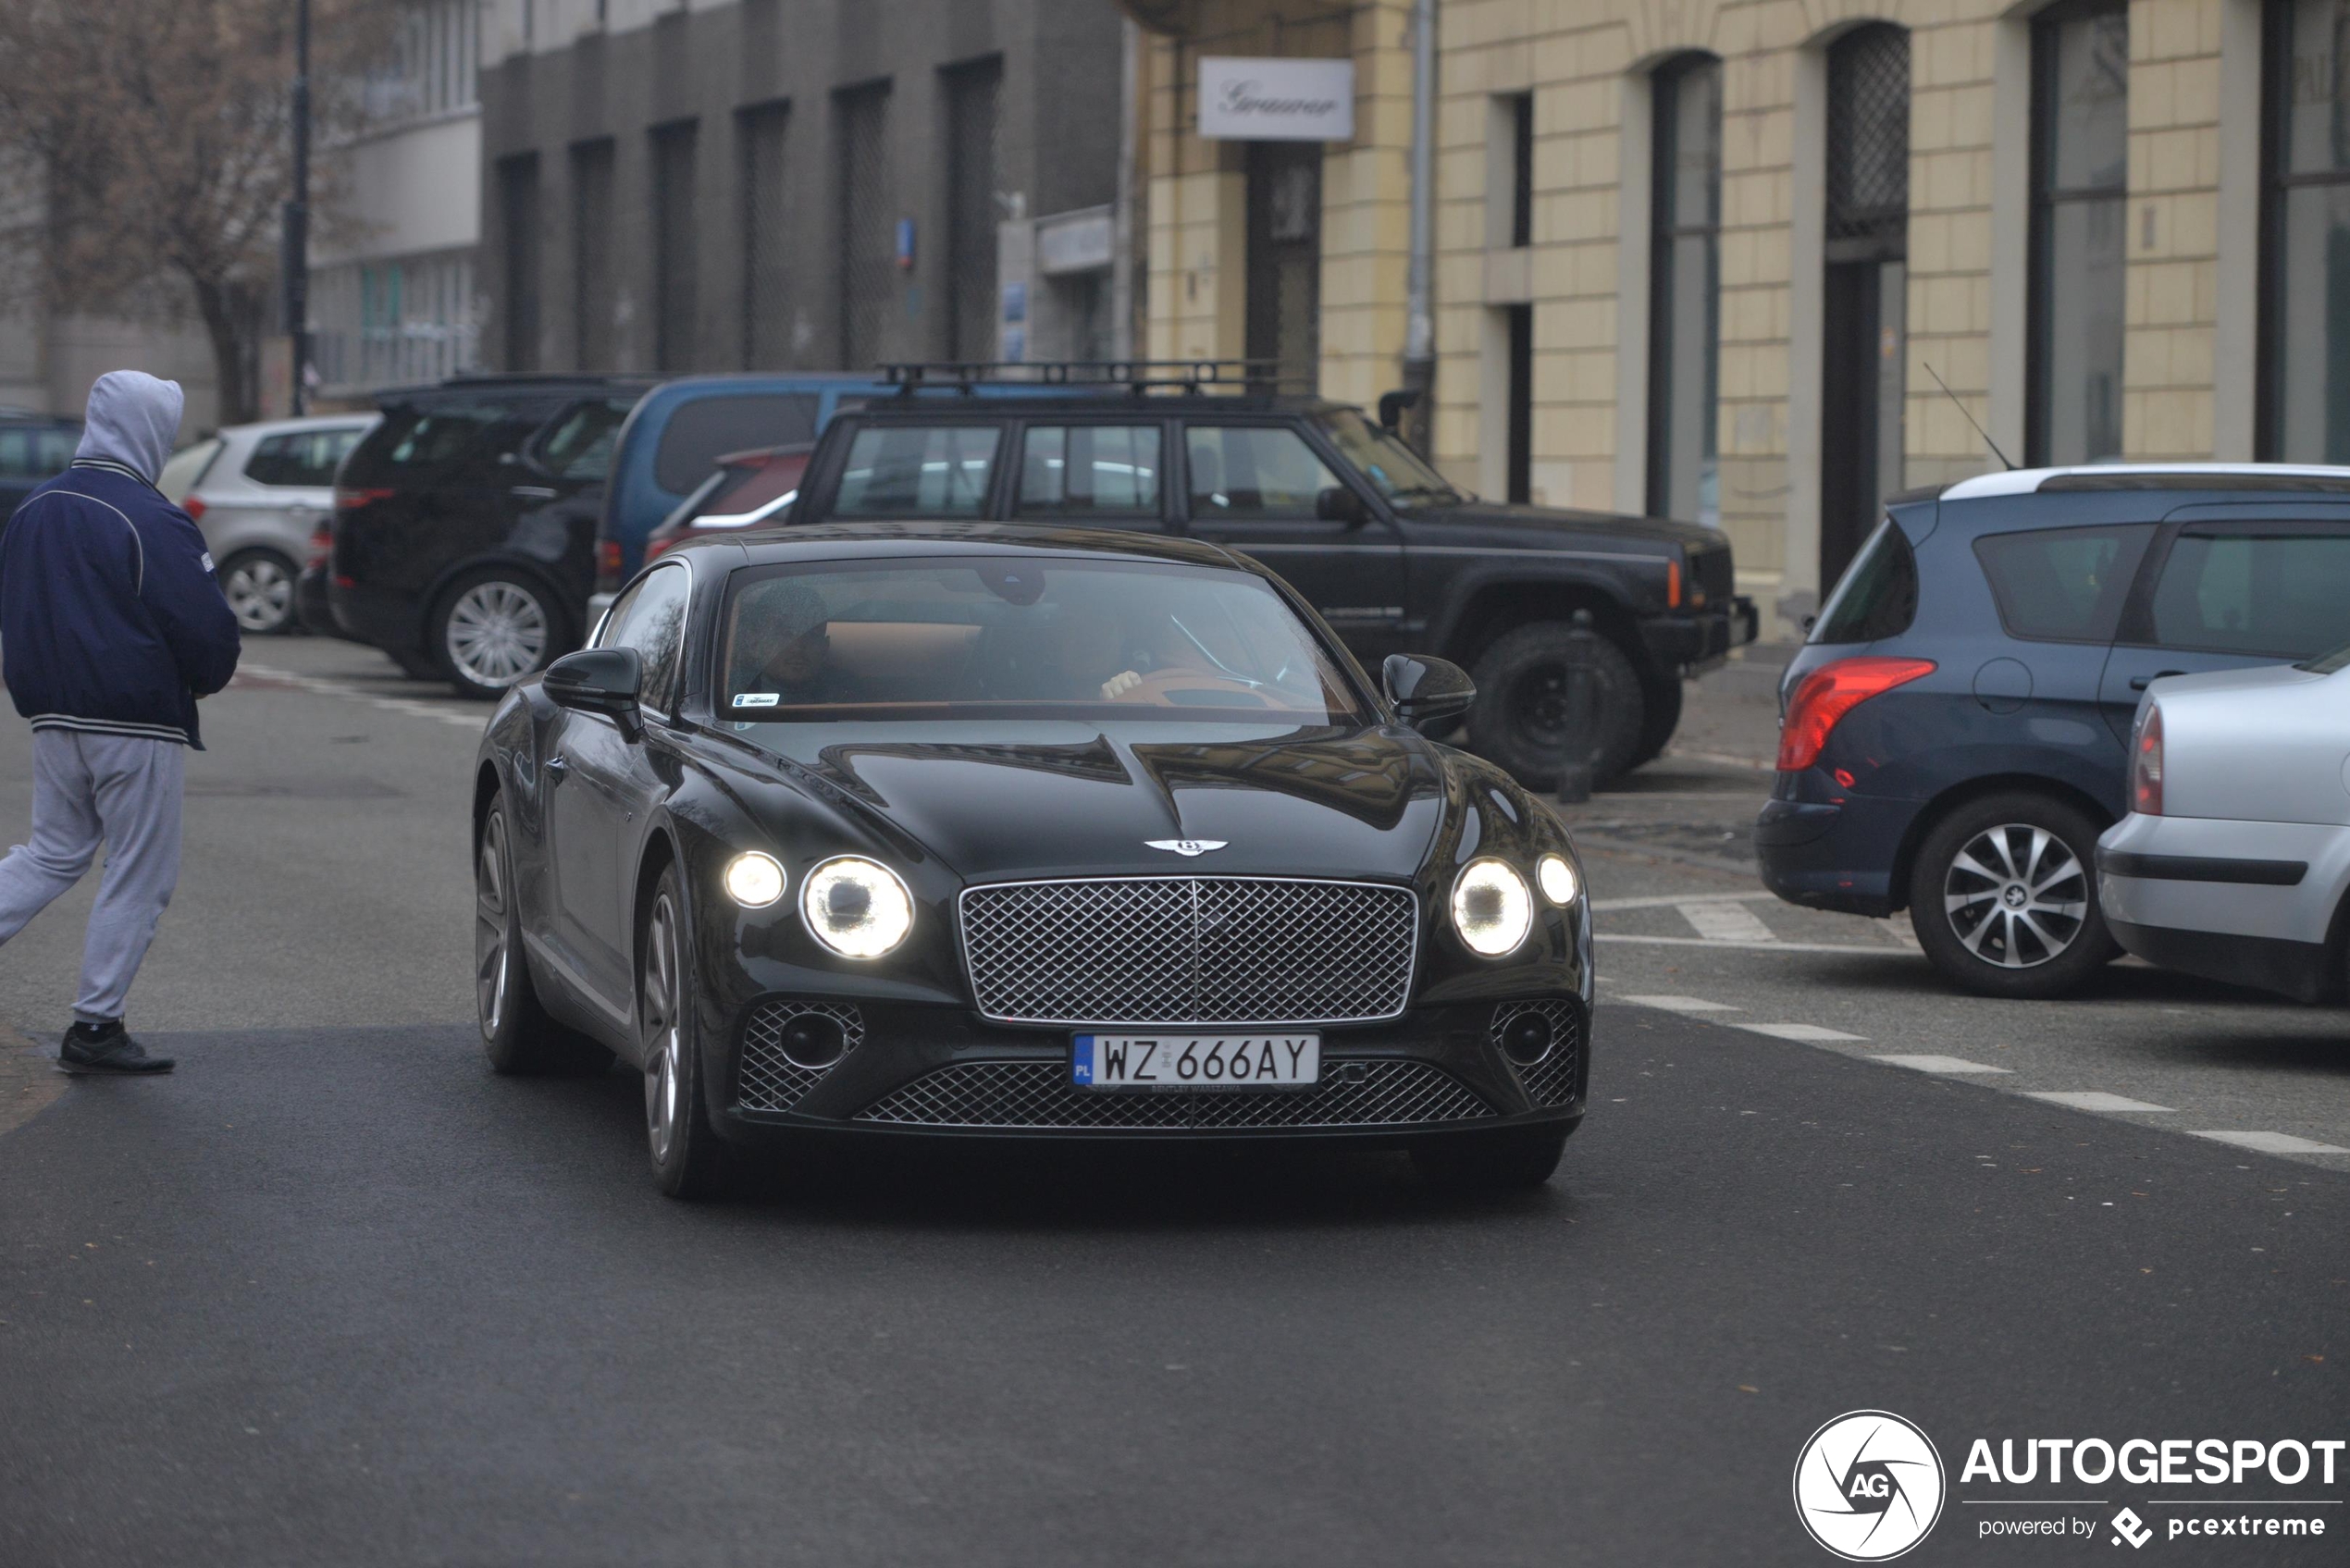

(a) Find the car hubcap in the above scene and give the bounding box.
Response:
[475,813,509,1040]
[1943,823,2089,969]
[643,896,683,1165]
[446,582,550,688]
[224,557,292,631]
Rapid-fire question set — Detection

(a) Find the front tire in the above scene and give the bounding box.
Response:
[219,549,300,636]
[1909,791,2119,999]
[1412,1125,1570,1192]
[434,569,568,700]
[1468,622,1646,789]
[476,797,609,1075]
[639,868,733,1199]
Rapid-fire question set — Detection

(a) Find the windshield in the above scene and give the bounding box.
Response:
[719,557,1367,725]
[1314,409,1461,507]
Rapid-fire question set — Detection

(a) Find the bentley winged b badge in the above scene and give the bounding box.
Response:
[1144,839,1229,858]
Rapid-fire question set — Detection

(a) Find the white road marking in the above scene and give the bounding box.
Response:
[1737,1022,1867,1042]
[1873,1055,2012,1075]
[1592,891,1779,912]
[2187,1130,2350,1155]
[1677,901,1777,942]
[1618,994,1742,1014]
[1597,933,1911,957]
[240,663,486,733]
[2024,1092,2174,1113]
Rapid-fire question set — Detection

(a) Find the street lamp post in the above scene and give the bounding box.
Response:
[285,0,312,415]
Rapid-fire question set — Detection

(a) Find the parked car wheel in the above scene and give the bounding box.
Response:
[218,548,300,636]
[1468,623,1645,789]
[640,866,733,1199]
[434,570,566,700]
[476,797,610,1075]
[1909,791,2119,999]
[1412,1126,1570,1192]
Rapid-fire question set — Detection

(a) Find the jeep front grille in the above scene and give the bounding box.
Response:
[958,876,1416,1025]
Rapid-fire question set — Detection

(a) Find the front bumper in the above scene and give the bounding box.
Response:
[1639,599,1755,674]
[705,997,1588,1148]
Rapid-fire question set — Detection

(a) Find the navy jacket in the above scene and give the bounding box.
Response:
[0,458,241,748]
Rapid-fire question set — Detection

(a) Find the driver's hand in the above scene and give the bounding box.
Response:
[1101,670,1144,699]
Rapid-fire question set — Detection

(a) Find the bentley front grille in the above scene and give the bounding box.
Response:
[1490,1000,1582,1108]
[855,1058,1491,1130]
[959,877,1417,1025]
[737,1001,864,1114]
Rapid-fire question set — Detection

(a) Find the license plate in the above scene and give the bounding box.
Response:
[1071,1033,1320,1090]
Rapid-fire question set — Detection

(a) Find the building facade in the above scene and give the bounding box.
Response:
[1131,0,2346,630]
[476,0,1128,378]
[311,0,487,403]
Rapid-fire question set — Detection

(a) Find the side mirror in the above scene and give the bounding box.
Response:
[1377,388,1421,430]
[1316,486,1367,525]
[1382,653,1475,724]
[544,647,644,735]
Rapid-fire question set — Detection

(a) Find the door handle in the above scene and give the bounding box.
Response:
[511,485,558,501]
[2128,671,2185,691]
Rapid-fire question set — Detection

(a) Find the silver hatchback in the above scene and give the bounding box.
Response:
[178,414,378,634]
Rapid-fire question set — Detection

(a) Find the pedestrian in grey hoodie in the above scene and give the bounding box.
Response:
[0,371,242,1073]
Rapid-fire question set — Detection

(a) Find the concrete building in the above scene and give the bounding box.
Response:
[476,0,1128,378]
[1129,0,2341,631]
[311,0,487,403]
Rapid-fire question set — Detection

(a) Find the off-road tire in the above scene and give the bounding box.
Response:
[1468,623,1646,789]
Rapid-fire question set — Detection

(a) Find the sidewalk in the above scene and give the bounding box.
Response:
[1658,641,1790,769]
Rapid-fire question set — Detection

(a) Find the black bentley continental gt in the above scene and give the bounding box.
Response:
[471,523,1593,1197]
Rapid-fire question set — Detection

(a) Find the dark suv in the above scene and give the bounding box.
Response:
[1,410,82,522]
[781,366,1756,784]
[329,376,651,698]
[1758,463,2350,997]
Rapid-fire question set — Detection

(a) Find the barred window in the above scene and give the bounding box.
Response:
[2260,0,2350,460]
[835,81,894,371]
[2028,0,2128,466]
[650,119,700,373]
[739,102,793,369]
[571,138,615,371]
[943,58,1003,364]
[1647,53,1722,527]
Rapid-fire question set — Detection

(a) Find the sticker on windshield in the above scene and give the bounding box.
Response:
[732,693,780,709]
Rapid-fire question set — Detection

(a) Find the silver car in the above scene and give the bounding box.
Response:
[178,414,378,634]
[2096,648,2350,1002]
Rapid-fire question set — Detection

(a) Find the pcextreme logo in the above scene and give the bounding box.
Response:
[1793,1410,1948,1562]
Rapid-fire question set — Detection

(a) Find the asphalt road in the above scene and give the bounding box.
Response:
[1,640,2344,1566]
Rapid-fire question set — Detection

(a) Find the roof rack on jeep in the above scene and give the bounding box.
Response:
[879,360,1305,395]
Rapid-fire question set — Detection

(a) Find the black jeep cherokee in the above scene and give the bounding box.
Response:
[775,367,1754,784]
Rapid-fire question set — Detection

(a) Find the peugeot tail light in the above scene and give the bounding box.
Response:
[336,487,393,511]
[1777,657,1937,772]
[2132,703,2164,817]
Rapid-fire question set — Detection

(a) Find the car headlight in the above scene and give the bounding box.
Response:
[1537,853,1579,906]
[724,851,786,908]
[800,856,914,958]
[1451,858,1533,957]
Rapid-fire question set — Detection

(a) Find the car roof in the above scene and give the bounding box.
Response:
[1935,463,2350,501]
[847,391,1351,418]
[214,413,381,438]
[375,374,656,406]
[687,520,1247,572]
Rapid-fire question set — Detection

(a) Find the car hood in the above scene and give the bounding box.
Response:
[734,720,1451,883]
[1412,500,1718,555]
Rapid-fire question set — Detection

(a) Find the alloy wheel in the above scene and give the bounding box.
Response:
[223,555,293,632]
[475,811,511,1040]
[643,895,685,1166]
[446,581,550,689]
[1941,822,2088,969]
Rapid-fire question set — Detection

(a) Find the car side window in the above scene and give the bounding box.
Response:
[603,565,692,714]
[593,580,646,650]
[1972,524,2153,643]
[654,394,819,493]
[1013,426,1162,521]
[244,426,367,488]
[1185,426,1341,522]
[0,427,33,480]
[831,426,998,517]
[1812,518,1920,643]
[533,399,636,482]
[2148,525,2350,659]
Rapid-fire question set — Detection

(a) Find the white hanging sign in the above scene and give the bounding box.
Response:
[1197,56,1355,142]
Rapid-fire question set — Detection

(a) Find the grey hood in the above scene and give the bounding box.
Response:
[73,370,185,486]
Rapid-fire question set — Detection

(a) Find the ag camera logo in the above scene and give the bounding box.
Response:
[1794,1411,1948,1561]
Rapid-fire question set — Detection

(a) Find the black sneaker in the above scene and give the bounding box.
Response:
[57,1021,174,1075]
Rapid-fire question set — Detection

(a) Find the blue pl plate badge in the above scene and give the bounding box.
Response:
[1071,1036,1095,1084]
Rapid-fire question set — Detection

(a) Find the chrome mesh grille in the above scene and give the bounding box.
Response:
[959,877,1416,1024]
[1491,1000,1582,1108]
[737,1001,864,1114]
[855,1059,1490,1130]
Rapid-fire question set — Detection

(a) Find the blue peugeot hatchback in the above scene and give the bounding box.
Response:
[1757,464,2350,998]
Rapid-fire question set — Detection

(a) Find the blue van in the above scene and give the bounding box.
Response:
[1756,463,2350,999]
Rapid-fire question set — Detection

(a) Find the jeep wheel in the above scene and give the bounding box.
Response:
[1468,623,1645,789]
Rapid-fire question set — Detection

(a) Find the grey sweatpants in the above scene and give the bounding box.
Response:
[0,730,184,1022]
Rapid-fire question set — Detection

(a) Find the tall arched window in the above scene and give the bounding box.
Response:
[2028,0,2129,465]
[1821,24,1910,586]
[1648,53,1723,525]
[2260,0,2350,461]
